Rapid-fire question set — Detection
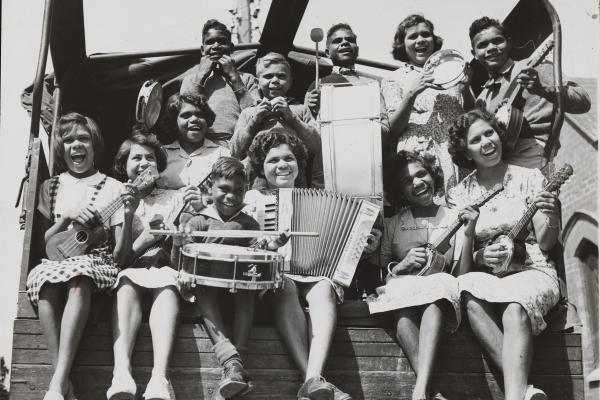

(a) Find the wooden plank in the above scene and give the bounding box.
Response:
[12,319,582,347]
[10,365,584,400]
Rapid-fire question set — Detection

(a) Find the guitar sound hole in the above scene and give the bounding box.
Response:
[75,231,88,244]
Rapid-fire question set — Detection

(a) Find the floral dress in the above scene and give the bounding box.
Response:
[381,63,464,192]
[446,164,560,335]
[367,205,461,332]
[113,188,183,291]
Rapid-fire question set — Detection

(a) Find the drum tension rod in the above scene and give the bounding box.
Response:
[230,256,239,293]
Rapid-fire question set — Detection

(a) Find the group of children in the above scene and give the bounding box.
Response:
[28,13,590,400]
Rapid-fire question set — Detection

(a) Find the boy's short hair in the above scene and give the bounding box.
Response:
[326,23,356,46]
[469,17,511,43]
[160,93,216,143]
[112,125,167,182]
[53,112,104,174]
[255,52,291,77]
[392,14,443,62]
[211,156,247,183]
[202,19,232,42]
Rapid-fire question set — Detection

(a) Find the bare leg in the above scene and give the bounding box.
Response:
[463,292,504,369]
[501,303,533,400]
[304,281,337,380]
[232,289,256,352]
[414,302,444,400]
[272,278,309,377]
[194,287,228,344]
[149,286,180,377]
[394,307,424,398]
[38,283,66,370]
[48,277,93,394]
[111,278,144,376]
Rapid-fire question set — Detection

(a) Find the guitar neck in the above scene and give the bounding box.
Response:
[98,197,123,225]
[507,203,538,240]
[431,219,463,254]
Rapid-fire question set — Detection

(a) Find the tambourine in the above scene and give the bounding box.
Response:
[423,49,466,90]
[136,80,163,129]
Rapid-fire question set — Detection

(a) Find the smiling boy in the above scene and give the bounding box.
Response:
[470,17,590,170]
[180,19,259,146]
[231,52,323,187]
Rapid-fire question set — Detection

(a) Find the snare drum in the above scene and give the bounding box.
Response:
[178,243,284,291]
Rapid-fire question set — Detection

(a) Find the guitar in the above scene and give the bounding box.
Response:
[415,183,504,276]
[494,35,554,154]
[45,168,157,261]
[490,164,573,277]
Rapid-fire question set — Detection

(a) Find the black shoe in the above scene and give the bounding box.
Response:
[218,360,252,399]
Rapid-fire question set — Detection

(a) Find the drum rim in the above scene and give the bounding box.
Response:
[181,243,282,262]
[136,80,163,128]
[178,271,281,290]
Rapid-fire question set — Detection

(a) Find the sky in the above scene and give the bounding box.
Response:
[0,0,598,386]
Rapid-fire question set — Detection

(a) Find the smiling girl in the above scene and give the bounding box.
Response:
[368,150,478,400]
[26,112,125,400]
[107,130,184,400]
[382,14,474,193]
[447,109,561,400]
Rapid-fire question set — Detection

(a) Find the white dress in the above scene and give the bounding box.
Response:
[367,206,461,332]
[113,188,183,290]
[447,165,560,335]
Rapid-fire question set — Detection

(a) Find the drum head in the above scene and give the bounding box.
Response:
[182,243,280,262]
[423,49,466,90]
[136,80,163,129]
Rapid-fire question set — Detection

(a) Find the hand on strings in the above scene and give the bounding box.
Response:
[391,247,427,275]
[481,243,510,268]
[72,205,102,227]
[121,182,141,217]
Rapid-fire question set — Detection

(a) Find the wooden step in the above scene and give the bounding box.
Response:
[10,311,584,400]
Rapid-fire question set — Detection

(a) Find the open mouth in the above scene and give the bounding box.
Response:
[481,143,497,157]
[415,46,429,55]
[70,153,86,164]
[413,185,430,197]
[276,170,292,178]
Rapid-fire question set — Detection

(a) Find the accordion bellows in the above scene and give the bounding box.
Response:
[251,188,380,287]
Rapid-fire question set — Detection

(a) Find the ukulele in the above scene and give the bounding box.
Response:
[490,164,573,277]
[45,168,157,261]
[494,36,554,154]
[416,183,504,276]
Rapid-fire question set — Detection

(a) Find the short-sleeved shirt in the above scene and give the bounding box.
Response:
[180,69,259,141]
[157,139,230,189]
[37,172,123,227]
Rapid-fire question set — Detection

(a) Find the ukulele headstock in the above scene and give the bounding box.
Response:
[128,167,159,198]
[546,164,573,192]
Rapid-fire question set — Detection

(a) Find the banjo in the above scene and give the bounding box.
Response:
[489,164,572,277]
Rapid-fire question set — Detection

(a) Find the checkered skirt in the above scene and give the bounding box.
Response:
[26,243,118,306]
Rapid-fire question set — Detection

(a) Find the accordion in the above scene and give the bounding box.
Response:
[246,188,380,287]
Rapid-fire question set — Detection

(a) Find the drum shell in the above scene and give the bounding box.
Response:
[178,244,283,290]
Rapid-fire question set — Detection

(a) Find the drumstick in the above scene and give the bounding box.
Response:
[149,229,319,238]
[310,28,324,90]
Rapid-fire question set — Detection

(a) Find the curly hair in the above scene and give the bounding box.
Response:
[159,93,216,144]
[385,150,445,207]
[52,112,104,174]
[326,23,357,46]
[468,17,511,43]
[112,126,167,182]
[247,127,308,187]
[202,19,232,43]
[447,108,507,170]
[392,14,443,62]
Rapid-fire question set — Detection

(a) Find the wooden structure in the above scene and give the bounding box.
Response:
[10,0,585,399]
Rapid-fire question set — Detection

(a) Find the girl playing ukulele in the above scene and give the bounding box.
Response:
[26,112,126,400]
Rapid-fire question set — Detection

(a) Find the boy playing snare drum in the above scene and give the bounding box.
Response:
[172,157,286,399]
